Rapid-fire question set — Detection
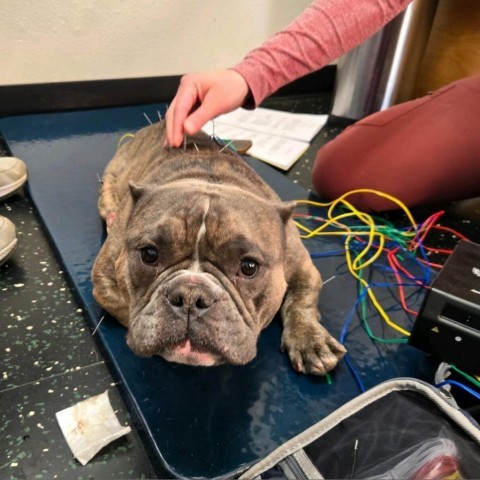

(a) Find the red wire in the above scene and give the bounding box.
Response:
[412,454,459,480]
[409,211,445,252]
[417,258,445,270]
[387,250,419,316]
[295,208,472,318]
[388,248,423,284]
[432,224,470,241]
[409,210,471,270]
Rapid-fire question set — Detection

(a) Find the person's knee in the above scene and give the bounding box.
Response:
[312,75,480,211]
[312,138,399,211]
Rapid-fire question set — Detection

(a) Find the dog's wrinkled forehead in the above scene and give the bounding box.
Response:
[126,184,287,260]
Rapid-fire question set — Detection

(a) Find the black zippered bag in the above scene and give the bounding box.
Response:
[238,378,480,479]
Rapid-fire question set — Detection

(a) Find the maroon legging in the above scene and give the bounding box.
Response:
[312,75,480,211]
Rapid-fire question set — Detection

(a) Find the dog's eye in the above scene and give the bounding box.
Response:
[140,246,158,265]
[239,258,258,278]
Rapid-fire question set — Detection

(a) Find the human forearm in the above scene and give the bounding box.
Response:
[233,0,412,106]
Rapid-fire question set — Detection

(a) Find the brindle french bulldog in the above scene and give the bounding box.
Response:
[91,121,345,374]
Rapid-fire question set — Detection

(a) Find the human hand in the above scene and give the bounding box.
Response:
[165,69,249,147]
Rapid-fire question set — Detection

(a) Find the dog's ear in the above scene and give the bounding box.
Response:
[277,201,296,224]
[128,181,149,204]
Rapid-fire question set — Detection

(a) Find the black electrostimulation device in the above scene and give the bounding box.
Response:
[409,240,480,373]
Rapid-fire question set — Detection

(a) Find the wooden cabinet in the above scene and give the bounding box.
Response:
[414,0,480,96]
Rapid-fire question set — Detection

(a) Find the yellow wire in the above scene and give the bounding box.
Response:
[443,473,461,480]
[345,235,411,336]
[296,190,418,239]
[299,211,357,238]
[297,188,417,225]
[117,132,135,150]
[295,189,419,338]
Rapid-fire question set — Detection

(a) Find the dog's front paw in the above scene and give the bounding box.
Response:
[281,322,346,375]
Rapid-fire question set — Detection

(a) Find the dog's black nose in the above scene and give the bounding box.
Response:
[167,284,215,317]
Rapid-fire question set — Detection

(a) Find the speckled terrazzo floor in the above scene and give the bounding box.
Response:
[1,93,480,479]
[0,194,158,479]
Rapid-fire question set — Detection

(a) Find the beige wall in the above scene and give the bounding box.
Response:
[0,0,311,86]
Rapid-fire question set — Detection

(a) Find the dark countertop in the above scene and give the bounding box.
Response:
[1,93,479,479]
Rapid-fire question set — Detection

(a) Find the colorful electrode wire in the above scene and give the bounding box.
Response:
[295,189,431,338]
[294,189,479,394]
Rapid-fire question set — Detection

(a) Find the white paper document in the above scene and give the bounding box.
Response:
[202,107,328,171]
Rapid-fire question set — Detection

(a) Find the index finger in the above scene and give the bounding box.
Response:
[166,81,199,147]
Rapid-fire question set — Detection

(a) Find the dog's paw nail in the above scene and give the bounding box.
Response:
[308,362,327,376]
[321,355,339,372]
[295,362,304,372]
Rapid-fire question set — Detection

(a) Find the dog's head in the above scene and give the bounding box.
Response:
[109,180,295,366]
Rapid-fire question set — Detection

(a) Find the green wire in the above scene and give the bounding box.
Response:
[296,214,411,250]
[299,209,413,345]
[449,363,480,389]
[357,260,409,344]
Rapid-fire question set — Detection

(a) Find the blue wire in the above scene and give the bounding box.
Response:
[343,354,365,393]
[346,226,432,285]
[340,290,367,344]
[319,234,431,286]
[436,380,480,401]
[411,228,432,284]
[340,291,369,393]
[310,250,345,258]
[301,208,439,394]
[340,279,420,392]
[396,242,432,285]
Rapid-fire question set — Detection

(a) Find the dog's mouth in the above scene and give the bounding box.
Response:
[161,338,224,367]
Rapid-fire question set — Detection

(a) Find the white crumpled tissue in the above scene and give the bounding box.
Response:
[56,390,131,465]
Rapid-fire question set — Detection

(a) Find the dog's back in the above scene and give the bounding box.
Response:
[98,122,280,225]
